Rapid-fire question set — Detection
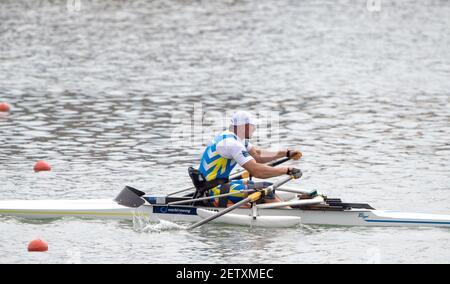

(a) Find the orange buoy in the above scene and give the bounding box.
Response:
[0,102,10,112]
[34,161,52,172]
[28,239,48,252]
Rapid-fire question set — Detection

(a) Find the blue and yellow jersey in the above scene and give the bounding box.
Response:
[198,132,239,181]
[198,131,256,207]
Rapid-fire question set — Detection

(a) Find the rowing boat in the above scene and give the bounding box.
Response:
[1,187,449,228]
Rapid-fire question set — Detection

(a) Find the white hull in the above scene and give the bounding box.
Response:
[0,199,133,220]
[1,199,450,228]
[197,208,301,227]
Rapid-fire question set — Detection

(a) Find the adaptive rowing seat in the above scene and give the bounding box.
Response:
[187,167,229,205]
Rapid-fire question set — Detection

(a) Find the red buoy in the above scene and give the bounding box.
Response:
[0,102,10,112]
[34,161,52,172]
[28,239,48,252]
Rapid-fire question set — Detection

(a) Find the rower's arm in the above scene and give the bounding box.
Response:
[242,159,289,179]
[249,147,287,164]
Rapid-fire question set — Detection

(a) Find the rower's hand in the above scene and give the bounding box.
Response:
[287,167,303,179]
[287,149,302,160]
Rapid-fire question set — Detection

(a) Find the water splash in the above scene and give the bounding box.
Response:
[142,220,186,233]
[131,211,185,233]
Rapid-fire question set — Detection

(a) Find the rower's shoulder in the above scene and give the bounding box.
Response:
[215,131,238,141]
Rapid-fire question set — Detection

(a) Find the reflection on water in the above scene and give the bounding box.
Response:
[1,0,450,263]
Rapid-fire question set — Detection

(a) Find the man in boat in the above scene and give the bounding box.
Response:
[189,111,302,207]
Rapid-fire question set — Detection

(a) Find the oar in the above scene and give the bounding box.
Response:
[167,156,291,196]
[169,186,315,206]
[167,189,256,205]
[268,156,291,167]
[187,170,302,230]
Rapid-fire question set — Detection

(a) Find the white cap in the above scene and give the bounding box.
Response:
[230,111,257,126]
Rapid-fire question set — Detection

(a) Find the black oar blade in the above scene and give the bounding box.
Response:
[114,186,146,208]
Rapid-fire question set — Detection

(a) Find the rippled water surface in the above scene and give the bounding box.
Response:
[1,0,450,263]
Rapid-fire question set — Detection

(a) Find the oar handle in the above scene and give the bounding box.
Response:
[269,156,290,167]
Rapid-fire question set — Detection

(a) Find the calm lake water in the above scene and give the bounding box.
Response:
[1,0,449,263]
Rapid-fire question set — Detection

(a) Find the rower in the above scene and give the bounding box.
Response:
[188,111,302,207]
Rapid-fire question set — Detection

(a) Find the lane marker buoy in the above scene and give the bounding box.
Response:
[28,239,49,252]
[0,102,10,112]
[34,161,52,172]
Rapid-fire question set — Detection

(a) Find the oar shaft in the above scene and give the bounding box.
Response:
[166,186,195,197]
[269,156,290,167]
[188,195,255,229]
[277,187,317,196]
[168,189,256,205]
